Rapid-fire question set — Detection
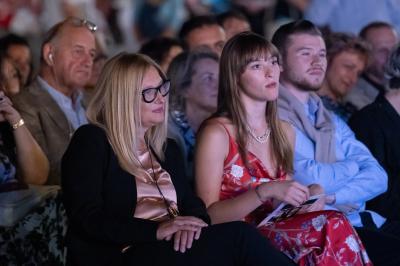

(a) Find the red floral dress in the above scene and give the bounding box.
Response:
[220,127,372,266]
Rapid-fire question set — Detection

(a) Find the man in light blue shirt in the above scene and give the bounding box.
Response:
[272,20,400,265]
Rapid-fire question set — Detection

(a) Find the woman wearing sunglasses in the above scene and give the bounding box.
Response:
[61,52,295,266]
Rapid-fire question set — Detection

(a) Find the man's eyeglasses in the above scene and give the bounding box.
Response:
[68,17,97,32]
[142,80,170,103]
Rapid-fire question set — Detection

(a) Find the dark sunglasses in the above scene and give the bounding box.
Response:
[141,79,170,103]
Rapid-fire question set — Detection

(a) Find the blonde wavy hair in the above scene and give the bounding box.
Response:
[216,31,293,173]
[87,52,168,176]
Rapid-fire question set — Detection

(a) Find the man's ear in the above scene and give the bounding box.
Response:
[43,43,54,66]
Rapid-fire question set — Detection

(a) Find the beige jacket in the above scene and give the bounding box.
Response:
[12,79,75,185]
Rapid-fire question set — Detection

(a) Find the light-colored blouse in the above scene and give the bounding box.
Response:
[134,149,178,221]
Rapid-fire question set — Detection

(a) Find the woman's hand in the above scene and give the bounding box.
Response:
[305,184,326,212]
[169,227,202,253]
[308,183,324,196]
[0,91,21,125]
[259,180,310,207]
[156,216,207,247]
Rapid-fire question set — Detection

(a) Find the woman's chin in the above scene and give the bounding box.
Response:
[143,119,165,129]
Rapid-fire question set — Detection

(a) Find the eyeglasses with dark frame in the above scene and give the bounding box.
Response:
[141,79,171,103]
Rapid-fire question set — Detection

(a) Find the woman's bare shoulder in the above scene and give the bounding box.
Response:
[198,117,236,145]
[201,117,233,135]
[196,117,232,161]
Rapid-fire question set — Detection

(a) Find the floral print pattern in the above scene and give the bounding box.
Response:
[219,127,372,266]
[230,164,244,178]
[311,215,326,232]
[0,193,67,265]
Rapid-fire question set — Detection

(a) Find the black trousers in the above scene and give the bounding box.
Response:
[356,220,400,266]
[123,221,295,266]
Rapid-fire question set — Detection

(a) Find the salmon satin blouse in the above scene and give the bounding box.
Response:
[133,149,179,221]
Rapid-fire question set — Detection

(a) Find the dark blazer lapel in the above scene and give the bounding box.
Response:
[29,80,71,133]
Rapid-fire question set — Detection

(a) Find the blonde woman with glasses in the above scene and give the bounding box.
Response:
[61,52,295,266]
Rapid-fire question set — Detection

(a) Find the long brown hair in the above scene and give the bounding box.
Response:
[87,52,168,176]
[217,31,293,173]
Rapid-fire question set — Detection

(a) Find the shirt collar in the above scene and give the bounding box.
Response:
[37,76,83,109]
[305,95,319,118]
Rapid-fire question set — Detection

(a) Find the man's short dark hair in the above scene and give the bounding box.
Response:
[0,33,30,52]
[139,37,183,65]
[216,10,249,27]
[179,15,220,44]
[271,20,322,57]
[0,33,32,85]
[359,21,395,39]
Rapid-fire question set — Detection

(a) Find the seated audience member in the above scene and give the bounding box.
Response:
[217,10,251,40]
[0,53,21,96]
[0,54,48,188]
[179,15,226,56]
[272,20,400,265]
[349,44,400,221]
[0,33,33,87]
[345,21,398,110]
[61,52,295,266]
[12,17,97,185]
[195,31,371,265]
[167,50,219,185]
[139,37,183,72]
[318,32,370,121]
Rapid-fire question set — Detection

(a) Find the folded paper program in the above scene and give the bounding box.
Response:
[258,194,324,227]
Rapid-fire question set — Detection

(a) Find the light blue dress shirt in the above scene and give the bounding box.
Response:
[292,97,388,228]
[37,77,88,130]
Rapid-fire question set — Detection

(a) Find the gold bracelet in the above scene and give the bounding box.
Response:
[12,118,25,130]
[255,185,265,203]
